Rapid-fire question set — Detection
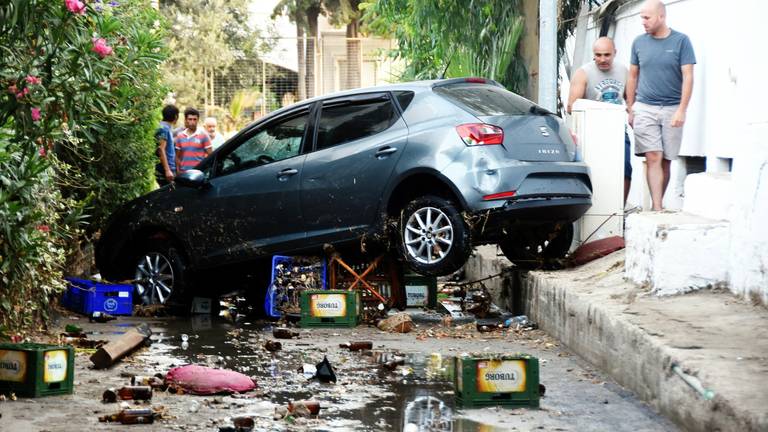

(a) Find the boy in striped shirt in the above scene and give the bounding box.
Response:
[175,107,212,173]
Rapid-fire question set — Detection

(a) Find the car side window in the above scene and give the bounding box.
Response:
[216,112,308,177]
[316,98,397,151]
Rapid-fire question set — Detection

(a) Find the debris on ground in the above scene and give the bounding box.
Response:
[264,340,282,352]
[132,304,169,317]
[89,311,117,323]
[313,356,337,383]
[378,313,414,333]
[102,385,153,402]
[90,323,152,369]
[165,364,257,395]
[272,327,300,339]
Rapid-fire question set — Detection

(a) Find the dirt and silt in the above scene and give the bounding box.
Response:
[0,311,677,431]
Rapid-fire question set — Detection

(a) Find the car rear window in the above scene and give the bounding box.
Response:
[433,84,535,116]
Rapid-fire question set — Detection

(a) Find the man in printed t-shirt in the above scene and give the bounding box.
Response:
[567,36,632,203]
[174,107,212,173]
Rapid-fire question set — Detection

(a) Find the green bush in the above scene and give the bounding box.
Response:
[0,0,168,333]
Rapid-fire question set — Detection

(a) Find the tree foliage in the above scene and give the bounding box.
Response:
[0,0,167,333]
[159,0,275,109]
[361,0,527,93]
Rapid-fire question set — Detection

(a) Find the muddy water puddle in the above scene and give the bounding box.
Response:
[135,317,507,431]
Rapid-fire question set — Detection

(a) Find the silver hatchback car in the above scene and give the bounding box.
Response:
[96,77,591,305]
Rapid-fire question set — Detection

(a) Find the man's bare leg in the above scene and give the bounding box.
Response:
[645,151,664,210]
[661,158,671,203]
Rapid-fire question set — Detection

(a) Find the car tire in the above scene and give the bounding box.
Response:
[499,222,574,269]
[133,240,189,306]
[398,195,471,276]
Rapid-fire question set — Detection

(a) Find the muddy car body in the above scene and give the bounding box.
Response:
[96,78,592,304]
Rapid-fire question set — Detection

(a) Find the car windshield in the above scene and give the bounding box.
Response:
[434,83,535,116]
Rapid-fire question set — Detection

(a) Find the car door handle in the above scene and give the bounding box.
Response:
[276,168,298,179]
[375,146,398,158]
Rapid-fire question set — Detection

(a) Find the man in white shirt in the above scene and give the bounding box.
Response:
[204,117,226,150]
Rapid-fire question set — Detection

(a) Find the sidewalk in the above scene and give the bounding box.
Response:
[523,250,768,432]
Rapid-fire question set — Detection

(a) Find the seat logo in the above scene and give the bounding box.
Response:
[539,127,550,137]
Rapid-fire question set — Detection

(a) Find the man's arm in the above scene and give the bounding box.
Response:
[671,64,694,128]
[626,64,639,127]
[158,138,174,182]
[566,68,587,114]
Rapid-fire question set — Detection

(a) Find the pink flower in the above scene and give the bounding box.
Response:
[25,75,42,85]
[91,38,113,58]
[36,224,50,233]
[64,0,86,15]
[31,107,41,121]
[15,88,29,100]
[39,146,47,157]
[7,84,17,94]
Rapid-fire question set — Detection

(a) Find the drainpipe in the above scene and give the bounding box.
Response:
[538,0,558,113]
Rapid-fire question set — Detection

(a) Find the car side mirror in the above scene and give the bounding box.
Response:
[175,169,208,188]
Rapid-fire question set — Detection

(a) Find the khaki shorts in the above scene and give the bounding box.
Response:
[632,102,684,160]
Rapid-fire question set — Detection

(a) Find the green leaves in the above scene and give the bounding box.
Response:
[361,0,528,93]
[0,0,168,333]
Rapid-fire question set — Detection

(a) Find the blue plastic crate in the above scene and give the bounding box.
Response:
[62,278,133,316]
[264,255,327,318]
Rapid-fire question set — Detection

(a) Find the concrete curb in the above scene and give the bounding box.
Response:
[522,251,767,432]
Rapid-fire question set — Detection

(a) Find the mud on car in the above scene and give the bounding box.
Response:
[96,78,592,305]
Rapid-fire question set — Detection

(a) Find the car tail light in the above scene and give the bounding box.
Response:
[456,123,504,146]
[464,77,487,84]
[483,191,516,201]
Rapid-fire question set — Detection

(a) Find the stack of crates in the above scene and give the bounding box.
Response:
[61,277,133,316]
[264,255,327,318]
[299,290,361,327]
[0,343,75,397]
[454,353,540,408]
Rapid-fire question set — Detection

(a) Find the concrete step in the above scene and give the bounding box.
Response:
[682,172,733,221]
[624,211,729,295]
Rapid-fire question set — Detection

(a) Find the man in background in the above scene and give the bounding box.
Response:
[155,104,179,186]
[174,108,212,173]
[626,0,696,211]
[204,116,225,150]
[567,36,631,203]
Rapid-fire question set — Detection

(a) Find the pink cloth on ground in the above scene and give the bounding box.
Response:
[166,364,256,395]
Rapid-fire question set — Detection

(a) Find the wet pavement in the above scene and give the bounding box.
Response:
[0,312,679,431]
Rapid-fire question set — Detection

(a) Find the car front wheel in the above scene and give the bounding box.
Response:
[398,195,471,276]
[133,241,188,305]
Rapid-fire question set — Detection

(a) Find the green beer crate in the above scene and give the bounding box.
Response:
[0,343,75,397]
[454,353,540,408]
[299,290,361,328]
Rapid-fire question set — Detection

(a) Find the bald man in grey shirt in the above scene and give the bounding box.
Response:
[626,0,696,211]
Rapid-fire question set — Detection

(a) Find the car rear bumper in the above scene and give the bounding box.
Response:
[469,196,592,241]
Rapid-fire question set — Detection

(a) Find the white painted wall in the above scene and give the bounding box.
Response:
[728,122,768,303]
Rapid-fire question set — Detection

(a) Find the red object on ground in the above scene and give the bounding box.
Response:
[569,236,625,267]
[165,365,256,395]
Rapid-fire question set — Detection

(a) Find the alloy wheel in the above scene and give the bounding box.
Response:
[134,252,175,305]
[404,206,454,264]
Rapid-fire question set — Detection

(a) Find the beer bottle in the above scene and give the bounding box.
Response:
[339,341,373,351]
[99,408,155,424]
[288,400,321,416]
[117,385,153,401]
[90,311,117,323]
